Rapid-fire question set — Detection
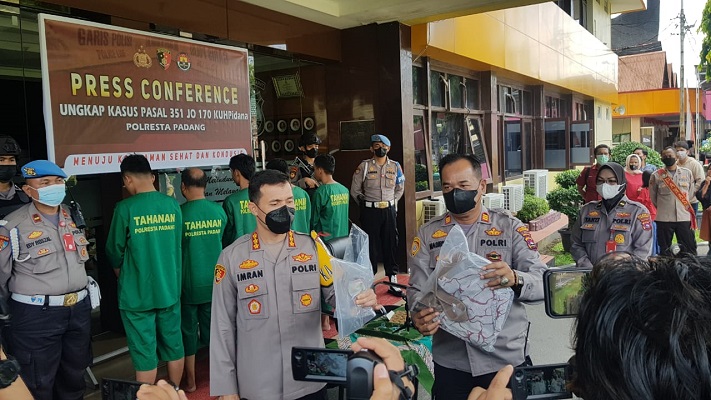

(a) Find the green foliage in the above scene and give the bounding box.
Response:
[554,169,581,189]
[415,164,429,192]
[611,141,662,168]
[524,186,536,196]
[700,0,711,81]
[415,181,429,192]
[517,194,550,223]
[547,186,583,227]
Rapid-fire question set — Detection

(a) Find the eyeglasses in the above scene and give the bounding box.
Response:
[596,178,618,185]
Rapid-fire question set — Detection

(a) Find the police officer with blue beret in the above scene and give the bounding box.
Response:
[0,160,92,400]
[351,134,405,293]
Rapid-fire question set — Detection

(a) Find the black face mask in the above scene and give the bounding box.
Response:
[629,165,638,171]
[443,188,478,215]
[260,205,295,234]
[374,148,387,158]
[304,148,318,158]
[662,157,676,167]
[0,165,15,183]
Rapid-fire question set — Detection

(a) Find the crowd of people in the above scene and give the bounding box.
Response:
[0,131,709,400]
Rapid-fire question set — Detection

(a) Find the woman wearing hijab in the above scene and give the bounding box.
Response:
[624,154,643,202]
[570,162,654,269]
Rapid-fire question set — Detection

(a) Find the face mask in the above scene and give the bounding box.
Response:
[596,183,622,200]
[258,205,294,234]
[443,188,478,215]
[677,150,687,159]
[28,183,66,207]
[629,165,638,171]
[662,157,676,167]
[374,148,387,158]
[0,165,16,183]
[304,148,318,159]
[596,155,609,165]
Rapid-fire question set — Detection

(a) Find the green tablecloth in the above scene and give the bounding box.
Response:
[327,307,435,394]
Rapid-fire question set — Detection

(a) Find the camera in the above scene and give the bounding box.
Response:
[510,363,573,400]
[101,378,141,400]
[291,347,383,400]
[543,268,591,318]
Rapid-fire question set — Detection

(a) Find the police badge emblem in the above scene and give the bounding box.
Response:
[156,48,172,70]
[177,52,191,71]
[133,46,152,68]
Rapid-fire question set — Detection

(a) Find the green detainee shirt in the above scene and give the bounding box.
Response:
[181,199,227,304]
[222,188,256,248]
[292,186,311,234]
[310,182,350,241]
[106,191,182,311]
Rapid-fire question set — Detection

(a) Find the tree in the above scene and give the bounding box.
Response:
[699,0,711,81]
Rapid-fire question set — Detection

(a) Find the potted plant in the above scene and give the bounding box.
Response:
[547,170,583,252]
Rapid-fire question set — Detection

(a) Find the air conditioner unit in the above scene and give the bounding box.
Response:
[482,193,505,210]
[422,199,446,224]
[523,169,549,199]
[502,184,525,213]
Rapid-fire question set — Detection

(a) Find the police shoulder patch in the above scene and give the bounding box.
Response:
[214,264,226,284]
[411,237,421,257]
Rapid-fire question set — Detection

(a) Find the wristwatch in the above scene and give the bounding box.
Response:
[512,271,524,296]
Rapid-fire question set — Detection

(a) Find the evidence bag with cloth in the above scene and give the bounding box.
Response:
[411,225,513,352]
[328,225,376,337]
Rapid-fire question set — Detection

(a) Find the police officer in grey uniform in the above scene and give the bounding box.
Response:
[0,160,92,400]
[351,134,405,292]
[210,169,379,400]
[408,154,545,400]
[571,162,653,269]
[0,137,30,219]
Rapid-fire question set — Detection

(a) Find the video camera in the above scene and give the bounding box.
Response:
[291,347,417,400]
[510,267,590,400]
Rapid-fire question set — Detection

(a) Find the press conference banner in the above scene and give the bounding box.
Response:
[39,14,251,175]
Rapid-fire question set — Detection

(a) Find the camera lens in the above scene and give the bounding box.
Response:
[294,352,303,361]
[515,371,524,381]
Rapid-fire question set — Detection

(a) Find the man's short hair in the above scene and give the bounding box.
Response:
[438,154,482,178]
[633,147,648,157]
[594,144,610,155]
[314,154,336,175]
[229,154,256,181]
[120,154,152,176]
[248,169,290,203]
[265,158,289,175]
[572,255,711,399]
[674,140,690,150]
[181,168,208,189]
[662,146,676,154]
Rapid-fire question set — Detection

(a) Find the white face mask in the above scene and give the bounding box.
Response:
[677,150,688,159]
[597,183,623,200]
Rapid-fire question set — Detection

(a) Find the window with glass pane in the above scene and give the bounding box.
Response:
[449,75,463,108]
[414,115,429,192]
[570,122,591,164]
[545,120,567,169]
[431,113,465,191]
[430,72,445,107]
[522,91,532,115]
[413,66,423,105]
[505,119,523,177]
[465,79,479,109]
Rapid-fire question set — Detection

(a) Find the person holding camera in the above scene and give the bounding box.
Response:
[570,162,653,269]
[0,160,92,400]
[462,254,711,400]
[210,169,380,400]
[408,153,546,399]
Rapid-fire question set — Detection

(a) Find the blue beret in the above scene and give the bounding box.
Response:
[21,160,68,179]
[371,134,391,146]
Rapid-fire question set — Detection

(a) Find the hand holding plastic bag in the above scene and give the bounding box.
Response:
[412,225,513,351]
[331,225,377,337]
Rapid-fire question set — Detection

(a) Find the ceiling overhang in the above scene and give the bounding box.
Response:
[611,0,647,14]
[236,0,549,29]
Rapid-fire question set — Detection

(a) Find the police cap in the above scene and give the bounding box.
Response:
[21,160,68,179]
[371,134,391,146]
[298,132,322,148]
[0,136,21,156]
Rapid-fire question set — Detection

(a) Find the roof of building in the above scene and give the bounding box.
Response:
[612,0,661,56]
[618,51,671,92]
